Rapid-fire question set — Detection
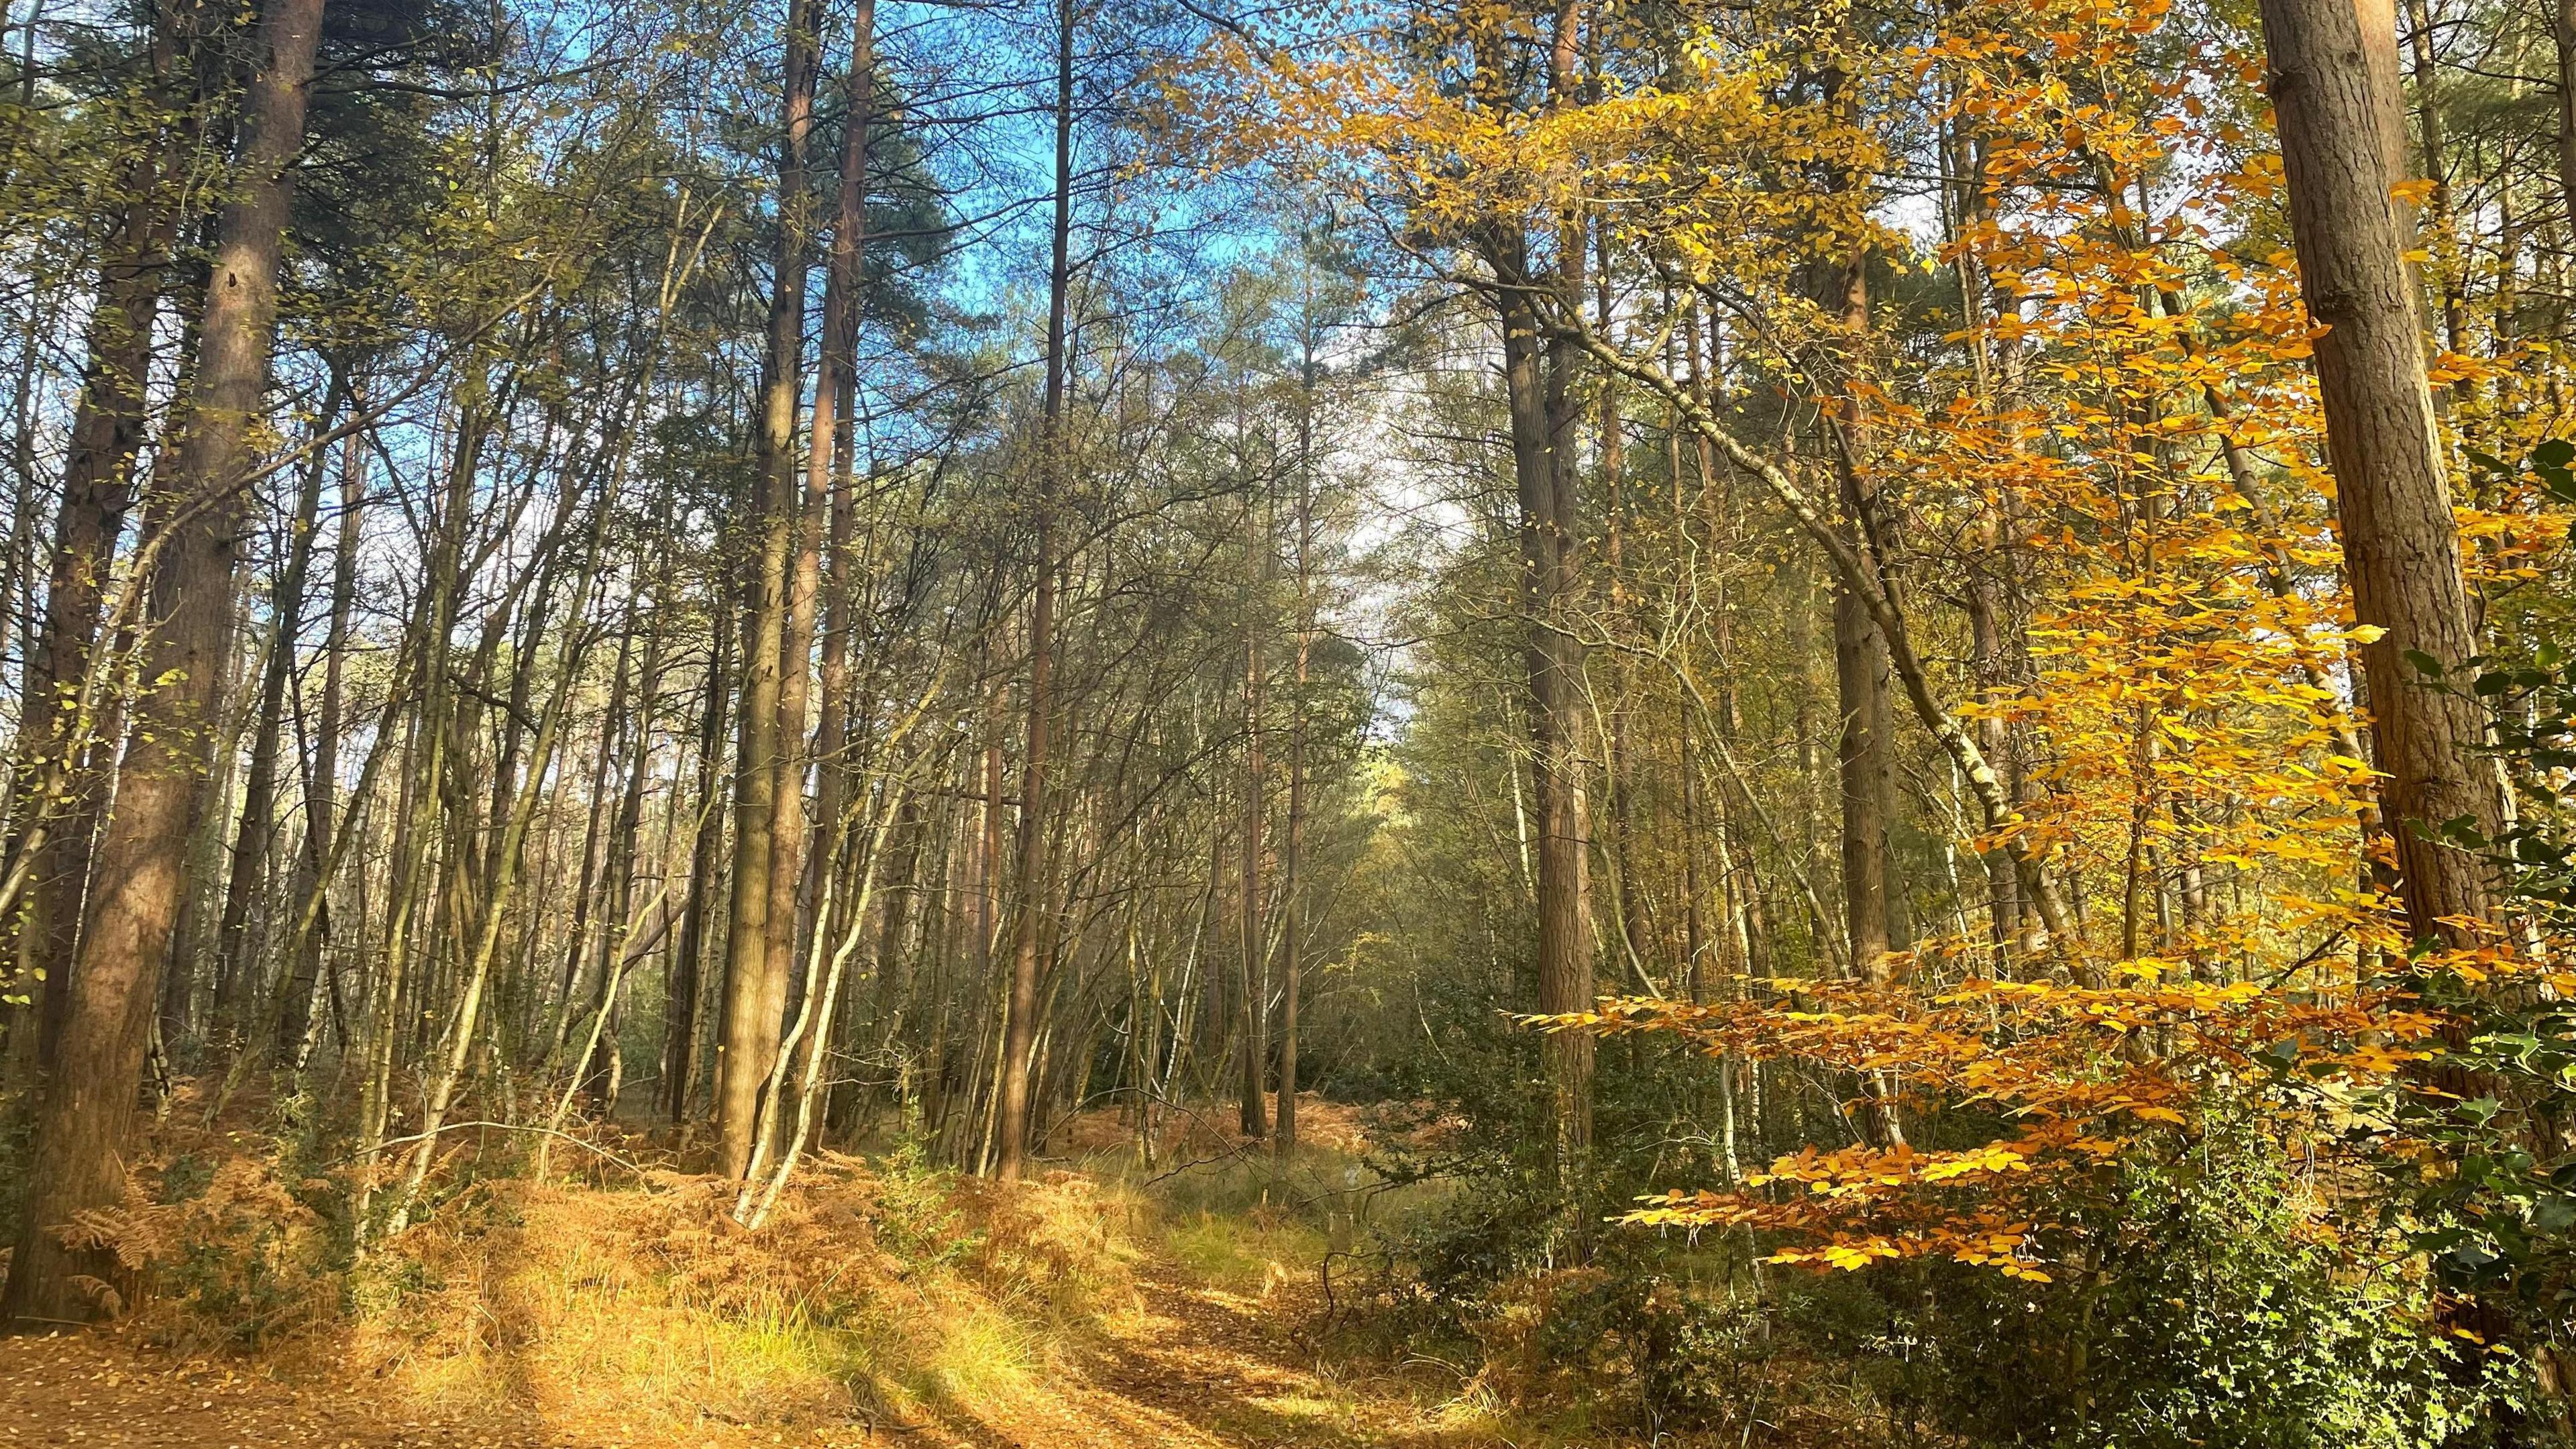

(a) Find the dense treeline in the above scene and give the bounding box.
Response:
[0,0,1390,1291]
[9,0,2576,1438]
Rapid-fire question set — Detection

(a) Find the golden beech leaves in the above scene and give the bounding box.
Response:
[1171,0,2575,1295]
[1536,973,2446,1275]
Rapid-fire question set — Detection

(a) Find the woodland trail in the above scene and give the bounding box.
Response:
[0,1252,1431,1449]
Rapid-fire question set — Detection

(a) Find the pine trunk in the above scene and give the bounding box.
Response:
[3,0,329,1326]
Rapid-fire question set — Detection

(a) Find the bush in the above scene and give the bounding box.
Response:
[1357,983,2510,1448]
[1805,1114,2506,1448]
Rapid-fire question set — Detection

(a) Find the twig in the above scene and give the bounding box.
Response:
[332,1120,657,1183]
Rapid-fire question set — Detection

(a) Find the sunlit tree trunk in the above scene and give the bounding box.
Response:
[2260,0,2503,939]
[801,0,875,1007]
[717,0,819,1179]
[3,0,329,1326]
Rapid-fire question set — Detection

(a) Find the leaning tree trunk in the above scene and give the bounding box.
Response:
[3,0,329,1327]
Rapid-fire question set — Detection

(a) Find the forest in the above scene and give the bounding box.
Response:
[1,0,2573,1440]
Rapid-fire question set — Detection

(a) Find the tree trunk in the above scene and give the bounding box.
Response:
[1275,292,1318,1159]
[583,600,663,1107]
[993,0,1074,1183]
[667,584,732,1124]
[1829,255,1898,993]
[2260,0,2503,939]
[231,372,339,1061]
[551,626,632,1063]
[386,537,607,1236]
[5,6,191,1076]
[1491,236,1594,1161]
[1237,490,1268,1142]
[3,0,328,1326]
[289,378,368,1063]
[716,0,818,1180]
[800,0,875,991]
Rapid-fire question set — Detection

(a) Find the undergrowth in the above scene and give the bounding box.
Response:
[19,1085,2000,1447]
[51,1088,1152,1438]
[333,1155,1144,1434]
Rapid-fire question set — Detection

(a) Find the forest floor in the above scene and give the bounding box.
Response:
[0,1097,1541,1449]
[0,1247,1440,1448]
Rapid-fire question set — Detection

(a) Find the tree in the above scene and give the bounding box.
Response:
[2259,0,2503,941]
[715,0,820,1182]
[993,0,1077,1182]
[5,0,331,1326]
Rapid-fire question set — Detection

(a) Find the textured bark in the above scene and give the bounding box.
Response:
[716,0,818,1180]
[2261,0,2503,938]
[3,0,327,1326]
[1494,248,1593,1158]
[7,6,193,1074]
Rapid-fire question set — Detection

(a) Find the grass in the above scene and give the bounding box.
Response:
[94,1111,1828,1448]
[1167,1208,1330,1295]
[299,1157,1138,1437]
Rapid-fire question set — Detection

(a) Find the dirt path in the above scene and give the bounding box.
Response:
[0,1338,561,1448]
[971,1256,1413,1448]
[0,1258,1449,1449]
